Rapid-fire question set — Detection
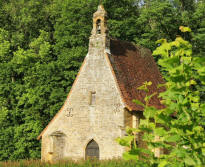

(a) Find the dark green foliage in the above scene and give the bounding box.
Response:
[135,0,181,50]
[0,0,204,161]
[104,0,140,42]
[0,0,142,160]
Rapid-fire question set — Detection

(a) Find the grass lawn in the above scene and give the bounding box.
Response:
[0,159,138,167]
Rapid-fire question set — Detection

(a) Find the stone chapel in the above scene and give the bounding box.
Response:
[37,5,164,162]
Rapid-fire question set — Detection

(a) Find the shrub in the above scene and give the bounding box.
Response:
[117,27,205,167]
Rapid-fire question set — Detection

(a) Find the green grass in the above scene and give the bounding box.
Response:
[0,159,138,167]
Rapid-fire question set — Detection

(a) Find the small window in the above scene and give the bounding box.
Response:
[96,19,101,34]
[90,91,96,105]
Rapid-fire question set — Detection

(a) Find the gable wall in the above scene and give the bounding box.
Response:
[41,36,127,161]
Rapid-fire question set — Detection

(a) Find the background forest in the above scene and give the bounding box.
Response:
[0,0,204,161]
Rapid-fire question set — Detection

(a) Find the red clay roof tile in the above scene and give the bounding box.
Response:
[109,39,165,111]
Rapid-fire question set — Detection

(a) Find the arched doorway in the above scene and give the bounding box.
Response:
[48,131,66,162]
[85,139,99,159]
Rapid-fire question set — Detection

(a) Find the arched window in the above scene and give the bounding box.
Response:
[85,139,99,159]
[96,19,101,34]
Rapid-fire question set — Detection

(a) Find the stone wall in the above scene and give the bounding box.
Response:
[39,4,152,162]
[41,34,128,161]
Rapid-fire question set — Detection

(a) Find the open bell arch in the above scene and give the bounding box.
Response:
[96,19,101,34]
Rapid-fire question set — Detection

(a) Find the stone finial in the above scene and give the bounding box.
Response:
[97,5,105,12]
[94,4,107,18]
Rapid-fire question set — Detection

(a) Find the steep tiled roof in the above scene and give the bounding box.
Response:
[109,39,165,111]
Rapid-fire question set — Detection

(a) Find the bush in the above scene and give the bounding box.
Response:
[117,27,205,167]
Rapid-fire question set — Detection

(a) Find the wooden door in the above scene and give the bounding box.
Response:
[85,140,99,159]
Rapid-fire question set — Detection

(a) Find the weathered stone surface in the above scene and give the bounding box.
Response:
[39,4,161,162]
[41,39,126,161]
[40,5,131,162]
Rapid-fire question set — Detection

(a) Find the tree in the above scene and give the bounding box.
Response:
[0,0,141,160]
[0,0,204,160]
[117,27,205,166]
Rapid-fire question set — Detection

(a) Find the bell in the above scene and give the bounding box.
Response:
[96,20,101,34]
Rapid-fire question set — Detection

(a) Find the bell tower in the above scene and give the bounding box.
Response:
[89,5,110,54]
[91,5,108,36]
